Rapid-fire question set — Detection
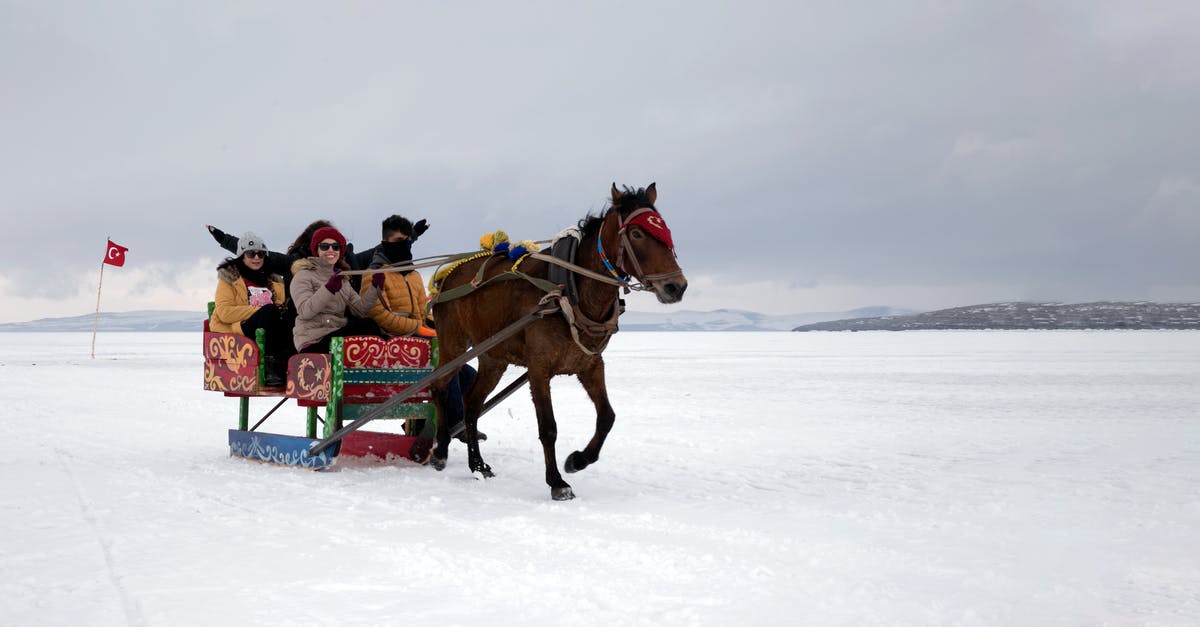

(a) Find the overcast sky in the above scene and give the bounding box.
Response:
[2,1,1198,324]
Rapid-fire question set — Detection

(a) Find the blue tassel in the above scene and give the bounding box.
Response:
[493,241,510,255]
[508,244,527,260]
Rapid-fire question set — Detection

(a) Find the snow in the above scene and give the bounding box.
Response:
[2,330,1199,626]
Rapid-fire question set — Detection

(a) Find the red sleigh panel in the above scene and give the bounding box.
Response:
[341,335,432,369]
[285,353,331,405]
[203,331,260,393]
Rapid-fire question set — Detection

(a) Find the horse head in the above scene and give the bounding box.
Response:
[604,182,687,304]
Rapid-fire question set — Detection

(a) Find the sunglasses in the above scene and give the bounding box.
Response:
[318,242,342,251]
[244,250,266,259]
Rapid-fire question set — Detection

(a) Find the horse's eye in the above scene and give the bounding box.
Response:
[630,228,644,239]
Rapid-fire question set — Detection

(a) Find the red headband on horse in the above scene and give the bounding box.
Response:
[622,210,675,252]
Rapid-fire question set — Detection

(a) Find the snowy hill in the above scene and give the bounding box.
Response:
[0,310,205,332]
[0,307,916,333]
[612,306,916,331]
[792,301,1200,331]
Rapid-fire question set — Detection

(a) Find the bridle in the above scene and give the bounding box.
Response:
[595,207,684,293]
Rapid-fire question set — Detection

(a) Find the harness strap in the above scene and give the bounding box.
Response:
[430,262,562,307]
[556,293,620,356]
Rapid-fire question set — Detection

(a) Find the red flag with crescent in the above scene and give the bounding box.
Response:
[104,240,129,267]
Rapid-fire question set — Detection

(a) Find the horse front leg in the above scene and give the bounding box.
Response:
[462,359,506,478]
[564,360,614,474]
[529,373,574,500]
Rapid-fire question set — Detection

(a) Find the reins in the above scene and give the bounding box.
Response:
[337,246,549,277]
[343,206,676,357]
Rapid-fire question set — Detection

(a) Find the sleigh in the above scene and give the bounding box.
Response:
[203,312,438,469]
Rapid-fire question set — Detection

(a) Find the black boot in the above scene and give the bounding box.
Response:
[263,357,286,388]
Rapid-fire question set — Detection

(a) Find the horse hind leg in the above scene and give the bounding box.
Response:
[528,371,574,500]
[564,361,615,474]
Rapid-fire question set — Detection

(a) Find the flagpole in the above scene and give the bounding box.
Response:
[92,260,106,359]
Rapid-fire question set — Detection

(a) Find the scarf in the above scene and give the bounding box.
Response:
[236,258,272,288]
[381,240,414,274]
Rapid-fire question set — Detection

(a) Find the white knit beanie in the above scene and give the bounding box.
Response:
[236,231,268,256]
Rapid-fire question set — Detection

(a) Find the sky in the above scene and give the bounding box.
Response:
[2,1,1199,324]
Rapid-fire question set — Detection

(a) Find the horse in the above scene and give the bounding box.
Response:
[428,183,687,500]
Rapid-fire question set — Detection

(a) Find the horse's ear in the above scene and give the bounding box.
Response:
[647,182,657,206]
[611,183,622,202]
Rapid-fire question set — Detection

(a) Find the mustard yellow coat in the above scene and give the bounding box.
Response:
[362,267,428,336]
[209,262,285,335]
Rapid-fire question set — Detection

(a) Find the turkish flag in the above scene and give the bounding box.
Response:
[104,239,129,267]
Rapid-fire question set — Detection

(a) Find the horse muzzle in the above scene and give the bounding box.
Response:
[653,275,687,304]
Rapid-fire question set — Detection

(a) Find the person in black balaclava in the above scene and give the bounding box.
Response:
[360,215,480,442]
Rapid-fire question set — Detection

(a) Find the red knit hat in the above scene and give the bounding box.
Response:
[310,226,347,257]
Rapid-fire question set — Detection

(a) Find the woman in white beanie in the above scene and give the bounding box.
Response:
[209,231,293,386]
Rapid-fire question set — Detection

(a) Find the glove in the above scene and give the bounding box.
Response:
[257,303,278,317]
[415,325,437,338]
[413,219,430,240]
[207,225,225,244]
[371,272,386,288]
[324,271,343,294]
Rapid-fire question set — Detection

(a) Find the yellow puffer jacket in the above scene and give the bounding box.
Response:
[362,266,428,336]
[209,261,285,335]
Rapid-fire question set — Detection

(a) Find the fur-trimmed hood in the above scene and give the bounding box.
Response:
[218,258,282,285]
[290,256,349,277]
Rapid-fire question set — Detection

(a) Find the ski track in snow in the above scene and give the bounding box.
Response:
[1,331,1199,626]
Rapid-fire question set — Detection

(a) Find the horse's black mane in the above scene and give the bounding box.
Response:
[577,186,657,237]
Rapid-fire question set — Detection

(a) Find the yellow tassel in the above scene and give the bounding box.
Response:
[480,230,509,251]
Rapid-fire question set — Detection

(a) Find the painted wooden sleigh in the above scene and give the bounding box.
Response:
[203,314,439,469]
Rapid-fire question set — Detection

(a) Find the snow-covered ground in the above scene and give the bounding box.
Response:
[1,331,1198,626]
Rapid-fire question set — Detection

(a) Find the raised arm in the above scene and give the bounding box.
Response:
[207,225,239,255]
[208,225,292,276]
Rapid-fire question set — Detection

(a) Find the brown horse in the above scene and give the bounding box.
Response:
[429,183,687,500]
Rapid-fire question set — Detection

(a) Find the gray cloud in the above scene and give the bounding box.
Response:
[2,1,1198,321]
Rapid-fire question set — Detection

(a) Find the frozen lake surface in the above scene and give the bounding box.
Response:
[1,331,1197,625]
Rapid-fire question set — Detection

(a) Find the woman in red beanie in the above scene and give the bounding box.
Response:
[289,226,386,352]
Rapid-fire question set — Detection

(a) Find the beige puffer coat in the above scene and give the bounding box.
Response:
[289,257,381,350]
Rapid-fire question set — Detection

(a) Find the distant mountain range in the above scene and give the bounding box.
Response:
[0,307,915,333]
[618,306,916,331]
[0,310,204,332]
[791,302,1200,331]
[5,302,1195,333]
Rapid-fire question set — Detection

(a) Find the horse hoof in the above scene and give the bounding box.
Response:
[430,455,446,472]
[409,441,432,464]
[564,451,588,474]
[551,486,575,501]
